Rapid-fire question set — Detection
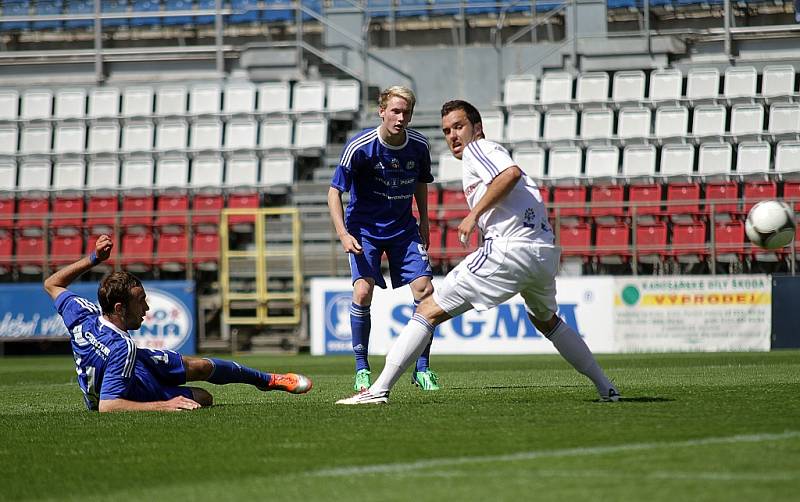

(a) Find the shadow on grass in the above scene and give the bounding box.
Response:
[588,396,674,403]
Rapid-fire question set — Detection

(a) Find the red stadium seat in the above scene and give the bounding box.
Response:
[192,233,220,271]
[443,225,478,264]
[537,184,550,205]
[628,184,662,223]
[558,223,591,263]
[0,197,14,235]
[742,181,778,214]
[714,220,746,264]
[86,195,119,234]
[426,223,444,267]
[156,233,188,271]
[16,197,49,236]
[635,222,668,265]
[551,186,587,223]
[121,194,154,232]
[440,188,470,224]
[121,233,154,271]
[413,187,441,222]
[50,235,84,266]
[155,194,189,233]
[665,183,702,223]
[595,224,630,265]
[670,222,708,264]
[192,194,224,232]
[227,192,260,231]
[589,185,625,223]
[0,233,12,274]
[16,236,46,274]
[705,182,739,220]
[52,196,84,235]
[783,181,800,212]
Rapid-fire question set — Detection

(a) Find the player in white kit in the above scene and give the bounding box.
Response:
[337,99,620,404]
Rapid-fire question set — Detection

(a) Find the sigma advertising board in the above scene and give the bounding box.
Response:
[310,277,616,355]
[0,281,196,354]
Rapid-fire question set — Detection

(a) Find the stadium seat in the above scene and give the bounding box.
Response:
[628,184,662,222]
[730,104,764,140]
[576,72,609,106]
[53,158,85,190]
[32,0,66,31]
[191,154,224,188]
[654,106,689,142]
[503,75,537,107]
[594,224,630,265]
[617,107,651,141]
[686,67,720,103]
[155,234,189,271]
[16,197,49,236]
[190,118,223,151]
[547,146,582,182]
[192,232,220,270]
[54,88,86,119]
[580,109,613,142]
[665,182,702,222]
[257,82,291,114]
[0,196,14,235]
[0,231,11,274]
[121,156,154,188]
[705,181,739,219]
[102,0,131,28]
[294,117,328,150]
[558,223,592,263]
[512,147,545,181]
[229,0,259,24]
[326,80,360,113]
[260,119,292,150]
[224,118,258,151]
[64,0,94,29]
[50,235,83,265]
[543,109,577,142]
[723,66,757,101]
[698,143,732,178]
[189,83,222,116]
[1,1,31,31]
[551,185,587,223]
[223,81,256,115]
[768,103,800,142]
[480,111,504,143]
[262,0,293,22]
[16,236,46,274]
[18,157,51,190]
[226,152,259,186]
[440,188,470,224]
[761,65,796,100]
[584,145,619,180]
[612,70,646,104]
[648,68,682,103]
[659,144,695,180]
[121,233,154,271]
[622,144,656,181]
[130,0,161,27]
[193,193,223,231]
[670,221,708,264]
[426,223,443,268]
[292,81,325,113]
[20,123,52,154]
[635,222,668,265]
[88,87,120,118]
[156,119,189,151]
[53,122,86,155]
[589,185,625,223]
[86,195,119,234]
[156,85,188,116]
[714,220,746,264]
[87,121,120,154]
[226,192,259,231]
[742,181,777,213]
[539,72,573,106]
[437,153,461,183]
[443,226,478,264]
[121,194,154,231]
[261,154,294,187]
[506,111,540,144]
[783,181,800,212]
[155,154,190,189]
[122,86,154,117]
[775,141,800,178]
[736,142,771,177]
[87,157,120,189]
[692,105,726,140]
[0,124,17,155]
[0,89,19,120]
[121,120,154,152]
[21,89,53,120]
[51,195,84,235]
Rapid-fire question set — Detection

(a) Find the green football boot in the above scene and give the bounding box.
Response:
[412,369,440,391]
[353,369,372,391]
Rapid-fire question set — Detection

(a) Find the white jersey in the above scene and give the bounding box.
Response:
[461,139,554,245]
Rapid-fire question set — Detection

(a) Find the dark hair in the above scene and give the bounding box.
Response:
[98,271,142,315]
[441,100,482,126]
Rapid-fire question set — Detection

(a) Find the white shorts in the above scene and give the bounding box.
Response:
[432,238,560,322]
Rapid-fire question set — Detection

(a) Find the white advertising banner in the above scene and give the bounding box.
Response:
[613,275,771,352]
[310,277,616,355]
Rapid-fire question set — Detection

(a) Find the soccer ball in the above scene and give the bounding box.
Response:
[745,200,796,250]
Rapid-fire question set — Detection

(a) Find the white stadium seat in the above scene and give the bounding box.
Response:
[692,105,726,139]
[580,109,613,141]
[649,68,682,102]
[122,120,155,152]
[698,143,733,176]
[155,154,190,188]
[20,123,52,154]
[261,154,295,186]
[257,82,291,114]
[654,106,689,140]
[539,72,573,105]
[54,88,86,119]
[762,65,796,99]
[223,82,256,114]
[226,152,259,186]
[480,110,504,142]
[768,103,800,138]
[505,111,540,143]
[622,144,656,179]
[730,104,764,138]
[87,121,120,154]
[225,118,258,149]
[88,87,120,118]
[775,141,800,176]
[437,152,461,183]
[121,156,155,188]
[191,154,224,188]
[21,89,53,119]
[659,144,695,178]
[53,158,86,190]
[724,66,757,100]
[87,157,120,189]
[18,158,51,190]
[585,145,619,179]
[294,117,328,149]
[156,85,188,116]
[327,80,360,112]
[189,118,223,150]
[612,70,646,104]
[53,122,86,155]
[260,119,293,150]
[0,124,16,155]
[122,86,155,117]
[189,83,222,115]
[576,72,609,105]
[543,109,577,142]
[617,107,651,140]
[736,142,771,176]
[292,81,325,113]
[503,75,537,107]
[0,158,16,190]
[156,119,188,151]
[512,147,545,180]
[547,146,582,180]
[687,67,720,102]
[0,89,19,120]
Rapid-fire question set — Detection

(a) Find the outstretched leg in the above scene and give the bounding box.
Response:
[183,357,312,394]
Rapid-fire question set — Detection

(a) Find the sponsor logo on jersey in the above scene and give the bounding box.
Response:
[406,160,416,170]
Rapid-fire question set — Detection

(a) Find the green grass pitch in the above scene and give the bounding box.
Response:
[1,351,799,501]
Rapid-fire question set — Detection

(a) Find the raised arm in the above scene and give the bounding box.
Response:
[44,235,113,300]
[457,166,522,245]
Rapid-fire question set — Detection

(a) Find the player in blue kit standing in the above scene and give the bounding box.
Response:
[45,234,312,412]
[328,85,440,392]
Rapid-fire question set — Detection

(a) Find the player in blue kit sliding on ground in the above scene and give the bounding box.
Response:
[45,235,312,412]
[328,85,440,392]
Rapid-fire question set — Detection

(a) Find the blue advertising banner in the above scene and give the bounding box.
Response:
[0,281,196,354]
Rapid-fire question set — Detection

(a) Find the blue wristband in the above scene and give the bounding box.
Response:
[89,251,100,266]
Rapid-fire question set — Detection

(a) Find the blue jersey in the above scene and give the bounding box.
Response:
[55,291,138,411]
[331,127,433,240]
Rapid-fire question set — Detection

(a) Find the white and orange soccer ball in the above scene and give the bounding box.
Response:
[745,200,797,250]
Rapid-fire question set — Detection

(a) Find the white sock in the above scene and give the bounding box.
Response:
[370,314,434,395]
[546,318,614,396]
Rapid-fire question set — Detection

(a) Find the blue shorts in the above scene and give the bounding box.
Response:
[349,228,433,289]
[127,349,194,402]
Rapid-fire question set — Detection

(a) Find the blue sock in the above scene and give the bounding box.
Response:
[413,299,432,372]
[204,358,272,388]
[351,303,371,371]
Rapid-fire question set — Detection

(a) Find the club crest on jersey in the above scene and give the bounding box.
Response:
[390,158,401,170]
[406,160,416,170]
[523,208,537,228]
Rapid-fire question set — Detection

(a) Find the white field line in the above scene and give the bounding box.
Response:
[311,431,800,477]
[392,468,799,482]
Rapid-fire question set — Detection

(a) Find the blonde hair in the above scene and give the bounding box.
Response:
[379,85,416,112]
